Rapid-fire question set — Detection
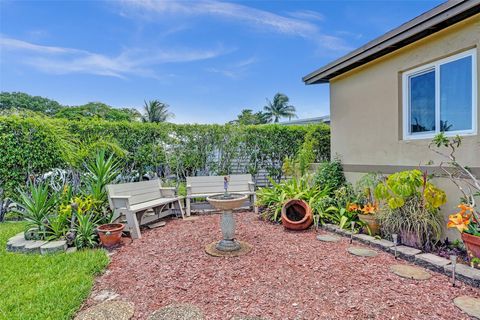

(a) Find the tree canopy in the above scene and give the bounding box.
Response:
[1,92,141,122]
[230,109,269,125]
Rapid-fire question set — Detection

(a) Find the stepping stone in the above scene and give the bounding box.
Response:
[390,264,431,280]
[75,300,134,320]
[147,221,166,229]
[40,240,67,255]
[453,296,480,319]
[24,240,48,254]
[316,234,341,242]
[93,290,120,302]
[347,247,378,257]
[148,304,203,320]
[414,253,451,272]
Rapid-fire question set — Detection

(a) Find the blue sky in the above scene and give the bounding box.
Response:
[0,0,443,123]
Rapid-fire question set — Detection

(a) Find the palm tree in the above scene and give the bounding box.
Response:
[142,100,174,123]
[230,109,270,125]
[263,93,297,123]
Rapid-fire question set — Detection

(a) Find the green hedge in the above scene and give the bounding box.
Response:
[0,116,330,196]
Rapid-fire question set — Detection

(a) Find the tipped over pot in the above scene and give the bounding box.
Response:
[281,199,313,230]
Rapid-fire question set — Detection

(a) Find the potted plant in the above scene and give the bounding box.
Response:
[355,203,380,235]
[97,223,125,247]
[431,133,480,260]
[447,204,480,259]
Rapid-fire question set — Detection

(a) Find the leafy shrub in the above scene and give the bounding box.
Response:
[313,158,346,195]
[375,170,447,250]
[0,116,330,197]
[256,175,329,222]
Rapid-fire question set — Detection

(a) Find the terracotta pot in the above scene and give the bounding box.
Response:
[358,214,380,236]
[281,199,313,230]
[97,223,125,247]
[462,232,480,259]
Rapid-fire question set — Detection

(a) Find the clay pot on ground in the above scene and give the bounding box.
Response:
[97,223,125,247]
[281,199,313,230]
[358,214,380,236]
[462,232,480,259]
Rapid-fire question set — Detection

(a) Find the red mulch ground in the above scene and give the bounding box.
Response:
[85,212,480,319]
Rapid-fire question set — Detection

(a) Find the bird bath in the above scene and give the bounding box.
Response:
[205,176,252,255]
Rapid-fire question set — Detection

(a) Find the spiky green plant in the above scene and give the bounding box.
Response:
[15,183,56,239]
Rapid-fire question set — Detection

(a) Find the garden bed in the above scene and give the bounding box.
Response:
[84,212,479,319]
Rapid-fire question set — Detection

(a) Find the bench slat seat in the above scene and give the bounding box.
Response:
[107,180,184,239]
[186,174,257,216]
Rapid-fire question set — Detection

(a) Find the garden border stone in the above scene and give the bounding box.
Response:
[445,264,480,288]
[318,225,480,288]
[24,240,48,254]
[40,240,67,255]
[389,245,422,262]
[352,234,375,244]
[414,253,451,272]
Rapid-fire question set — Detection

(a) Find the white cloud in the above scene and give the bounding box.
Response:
[117,0,352,53]
[119,0,317,37]
[206,56,257,79]
[287,10,324,21]
[0,36,231,78]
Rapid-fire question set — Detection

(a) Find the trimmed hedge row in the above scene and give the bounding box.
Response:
[0,116,330,197]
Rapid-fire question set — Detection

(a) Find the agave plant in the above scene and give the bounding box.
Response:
[15,183,56,239]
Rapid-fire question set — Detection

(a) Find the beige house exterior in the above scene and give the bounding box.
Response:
[304,1,480,240]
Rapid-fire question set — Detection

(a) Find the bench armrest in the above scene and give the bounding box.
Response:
[109,196,131,210]
[186,184,192,196]
[248,181,255,192]
[160,187,176,198]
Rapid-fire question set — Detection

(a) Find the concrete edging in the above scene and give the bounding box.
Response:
[320,224,480,288]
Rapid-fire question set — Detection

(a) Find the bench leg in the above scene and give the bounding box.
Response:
[176,200,185,219]
[125,211,141,239]
[186,197,191,217]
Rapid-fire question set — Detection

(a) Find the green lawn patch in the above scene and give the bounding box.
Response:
[0,222,109,320]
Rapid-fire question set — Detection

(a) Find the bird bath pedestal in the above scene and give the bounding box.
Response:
[205,176,253,257]
[206,193,248,252]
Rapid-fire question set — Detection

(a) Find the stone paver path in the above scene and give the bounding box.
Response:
[347,246,378,257]
[316,234,341,242]
[75,300,134,320]
[147,304,203,320]
[453,296,480,319]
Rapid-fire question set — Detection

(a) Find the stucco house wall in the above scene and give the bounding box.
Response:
[329,14,480,240]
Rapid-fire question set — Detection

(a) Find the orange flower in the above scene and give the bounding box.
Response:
[447,212,470,232]
[348,203,359,212]
[458,204,474,213]
[361,203,377,215]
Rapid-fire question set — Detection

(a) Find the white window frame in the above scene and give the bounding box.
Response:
[402,48,477,140]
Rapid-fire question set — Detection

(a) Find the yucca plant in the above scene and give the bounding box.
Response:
[15,183,56,239]
[83,149,121,205]
[74,211,100,249]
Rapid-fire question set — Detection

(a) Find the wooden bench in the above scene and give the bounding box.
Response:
[186,174,257,216]
[106,180,184,239]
